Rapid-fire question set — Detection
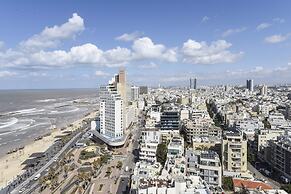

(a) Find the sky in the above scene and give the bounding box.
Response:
[0,0,291,89]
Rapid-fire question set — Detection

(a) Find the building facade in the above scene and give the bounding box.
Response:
[222,132,248,176]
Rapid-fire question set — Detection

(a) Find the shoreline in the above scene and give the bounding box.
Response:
[0,111,97,189]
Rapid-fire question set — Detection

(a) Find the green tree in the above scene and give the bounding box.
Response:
[156,143,168,166]
[222,176,234,191]
[116,161,123,169]
[281,184,291,193]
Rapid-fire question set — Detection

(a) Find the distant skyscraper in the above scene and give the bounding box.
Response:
[246,79,254,92]
[260,85,268,96]
[189,78,197,89]
[131,86,140,101]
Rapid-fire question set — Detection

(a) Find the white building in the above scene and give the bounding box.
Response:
[139,128,161,163]
[99,81,123,139]
[186,150,222,187]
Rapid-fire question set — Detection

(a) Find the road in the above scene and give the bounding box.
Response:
[247,162,281,189]
[11,129,86,194]
[117,113,143,193]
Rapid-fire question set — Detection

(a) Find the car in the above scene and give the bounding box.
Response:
[264,169,271,176]
[34,173,41,180]
[280,176,289,184]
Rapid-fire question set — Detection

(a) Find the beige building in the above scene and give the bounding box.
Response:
[255,129,284,161]
[222,132,247,176]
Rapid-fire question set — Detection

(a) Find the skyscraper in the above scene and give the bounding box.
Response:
[189,78,197,89]
[246,79,254,92]
[99,78,123,139]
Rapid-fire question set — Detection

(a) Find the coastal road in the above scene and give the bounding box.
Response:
[11,129,86,194]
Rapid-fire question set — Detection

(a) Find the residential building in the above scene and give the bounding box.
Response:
[186,150,222,187]
[139,128,161,163]
[222,132,248,176]
[268,135,291,180]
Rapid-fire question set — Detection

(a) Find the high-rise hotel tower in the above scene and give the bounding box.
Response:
[99,70,126,140]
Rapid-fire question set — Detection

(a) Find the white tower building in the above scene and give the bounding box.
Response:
[100,79,123,139]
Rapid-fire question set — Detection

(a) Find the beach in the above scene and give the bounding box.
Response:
[0,111,97,188]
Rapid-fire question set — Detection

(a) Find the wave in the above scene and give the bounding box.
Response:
[36,99,57,103]
[0,118,18,129]
[0,130,14,136]
[5,108,45,116]
[48,107,80,114]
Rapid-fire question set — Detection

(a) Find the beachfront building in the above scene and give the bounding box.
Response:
[92,70,127,147]
[99,79,123,139]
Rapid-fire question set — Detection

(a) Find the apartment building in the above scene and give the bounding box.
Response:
[186,150,222,187]
[254,129,284,161]
[139,128,161,163]
[222,132,248,176]
[183,120,222,143]
[269,136,291,180]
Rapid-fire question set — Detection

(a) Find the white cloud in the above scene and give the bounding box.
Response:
[26,44,131,68]
[20,13,84,51]
[115,31,142,42]
[256,23,272,31]
[201,16,209,23]
[273,18,285,24]
[132,37,177,62]
[0,71,17,78]
[222,27,247,37]
[139,62,158,69]
[181,39,243,64]
[265,34,290,43]
[95,70,110,77]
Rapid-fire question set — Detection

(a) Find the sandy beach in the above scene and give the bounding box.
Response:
[0,111,97,189]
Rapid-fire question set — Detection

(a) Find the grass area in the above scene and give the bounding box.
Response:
[79,150,97,160]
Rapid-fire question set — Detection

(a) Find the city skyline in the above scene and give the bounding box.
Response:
[1,1,291,89]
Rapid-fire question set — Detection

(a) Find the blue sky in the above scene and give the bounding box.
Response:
[0,0,291,89]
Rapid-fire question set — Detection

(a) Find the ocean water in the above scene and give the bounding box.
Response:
[0,89,99,157]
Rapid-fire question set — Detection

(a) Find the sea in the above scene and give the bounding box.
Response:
[0,89,99,157]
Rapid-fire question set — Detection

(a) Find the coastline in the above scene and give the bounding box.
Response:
[0,111,97,189]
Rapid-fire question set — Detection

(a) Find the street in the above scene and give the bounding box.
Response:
[247,162,281,189]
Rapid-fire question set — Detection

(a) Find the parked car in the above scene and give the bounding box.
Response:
[280,175,289,184]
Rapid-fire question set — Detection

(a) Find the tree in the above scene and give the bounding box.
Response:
[92,159,100,170]
[156,143,168,166]
[116,161,123,169]
[281,184,291,193]
[222,176,234,191]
